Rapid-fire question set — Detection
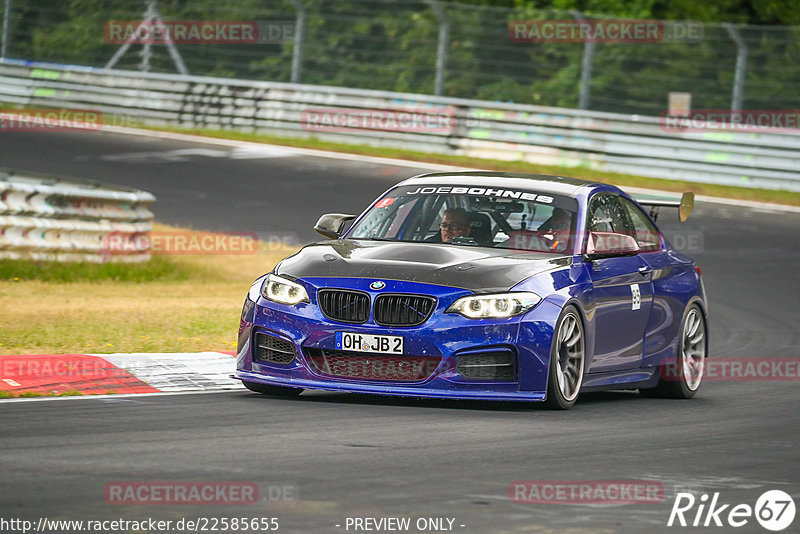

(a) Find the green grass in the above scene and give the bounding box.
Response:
[0,255,192,283]
[0,390,85,398]
[0,229,297,356]
[146,124,800,207]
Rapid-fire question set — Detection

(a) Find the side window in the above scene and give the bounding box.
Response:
[350,196,419,239]
[384,198,419,239]
[619,197,662,252]
[587,194,631,234]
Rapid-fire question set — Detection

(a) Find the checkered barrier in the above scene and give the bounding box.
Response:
[0,169,155,262]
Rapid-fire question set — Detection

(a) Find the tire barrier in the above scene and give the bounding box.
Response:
[0,169,155,262]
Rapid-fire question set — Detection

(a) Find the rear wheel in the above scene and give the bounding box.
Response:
[640,304,706,399]
[242,381,303,397]
[544,306,585,410]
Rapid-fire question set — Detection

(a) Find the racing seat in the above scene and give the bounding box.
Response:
[468,212,493,247]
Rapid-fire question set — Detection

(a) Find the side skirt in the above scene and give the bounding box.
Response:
[580,367,660,392]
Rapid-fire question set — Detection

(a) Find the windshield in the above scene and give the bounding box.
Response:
[348,184,579,253]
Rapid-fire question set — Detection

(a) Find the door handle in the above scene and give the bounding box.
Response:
[638,266,652,276]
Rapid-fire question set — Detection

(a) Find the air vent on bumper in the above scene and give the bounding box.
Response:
[305,348,441,382]
[254,332,296,365]
[456,350,516,380]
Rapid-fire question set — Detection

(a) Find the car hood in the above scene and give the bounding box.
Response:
[276,240,570,292]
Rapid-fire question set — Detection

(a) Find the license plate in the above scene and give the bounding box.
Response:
[335,332,403,354]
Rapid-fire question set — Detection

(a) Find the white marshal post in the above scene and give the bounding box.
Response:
[105,0,188,75]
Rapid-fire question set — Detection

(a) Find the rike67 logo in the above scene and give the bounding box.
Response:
[668,490,795,531]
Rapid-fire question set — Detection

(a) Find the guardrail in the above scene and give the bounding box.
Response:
[1,59,798,192]
[0,168,155,262]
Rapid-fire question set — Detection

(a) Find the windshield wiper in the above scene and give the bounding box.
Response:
[352,236,396,242]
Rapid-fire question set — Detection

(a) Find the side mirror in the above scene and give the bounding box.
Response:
[585,231,640,259]
[314,213,356,239]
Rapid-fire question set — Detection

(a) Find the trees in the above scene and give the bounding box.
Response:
[2,0,796,114]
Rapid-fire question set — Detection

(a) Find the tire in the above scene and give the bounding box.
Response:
[544,305,586,410]
[242,381,303,397]
[640,303,706,399]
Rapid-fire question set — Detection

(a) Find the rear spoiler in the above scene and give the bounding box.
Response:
[634,192,694,222]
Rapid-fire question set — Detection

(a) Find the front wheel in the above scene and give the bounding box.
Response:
[242,381,304,397]
[640,304,706,399]
[544,306,585,410]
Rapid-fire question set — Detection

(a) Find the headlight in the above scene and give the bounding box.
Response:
[446,292,540,319]
[261,274,309,305]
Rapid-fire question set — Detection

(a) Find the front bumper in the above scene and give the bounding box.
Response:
[234,277,561,401]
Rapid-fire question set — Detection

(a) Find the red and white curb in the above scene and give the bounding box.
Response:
[0,352,243,397]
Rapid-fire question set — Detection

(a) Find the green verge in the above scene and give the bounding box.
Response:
[144,124,800,207]
[0,256,191,283]
[0,390,86,399]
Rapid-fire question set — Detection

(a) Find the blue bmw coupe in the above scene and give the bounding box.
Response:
[234,172,707,409]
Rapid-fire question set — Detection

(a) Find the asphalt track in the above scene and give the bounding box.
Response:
[1,129,799,534]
